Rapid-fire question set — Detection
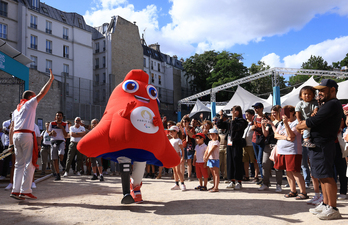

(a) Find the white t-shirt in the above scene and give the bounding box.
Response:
[276,120,302,155]
[41,130,51,145]
[12,96,38,131]
[243,121,254,147]
[169,138,182,153]
[48,121,69,141]
[195,143,207,163]
[208,140,220,160]
[2,119,10,146]
[70,125,86,142]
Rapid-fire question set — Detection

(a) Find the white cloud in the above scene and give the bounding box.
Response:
[84,0,348,59]
[261,36,348,68]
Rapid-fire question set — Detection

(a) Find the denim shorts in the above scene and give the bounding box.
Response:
[187,150,195,160]
[207,159,220,168]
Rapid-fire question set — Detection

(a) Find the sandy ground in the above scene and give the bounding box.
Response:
[0,172,347,225]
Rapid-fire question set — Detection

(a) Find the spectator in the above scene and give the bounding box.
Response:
[40,122,52,175]
[0,114,12,180]
[89,119,104,181]
[217,112,228,181]
[193,133,208,191]
[204,128,220,192]
[180,115,196,181]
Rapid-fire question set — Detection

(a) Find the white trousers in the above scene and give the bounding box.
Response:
[12,133,35,193]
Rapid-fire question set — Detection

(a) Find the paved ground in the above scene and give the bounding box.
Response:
[0,172,347,225]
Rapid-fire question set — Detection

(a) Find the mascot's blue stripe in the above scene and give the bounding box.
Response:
[98,148,163,167]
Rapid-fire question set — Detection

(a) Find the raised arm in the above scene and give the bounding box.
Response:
[36,68,54,103]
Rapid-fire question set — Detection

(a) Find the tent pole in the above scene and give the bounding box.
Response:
[272,71,281,106]
[210,91,216,119]
[177,101,181,122]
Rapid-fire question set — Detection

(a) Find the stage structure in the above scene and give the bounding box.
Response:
[178,67,348,121]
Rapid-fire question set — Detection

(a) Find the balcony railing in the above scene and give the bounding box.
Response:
[103,64,105,68]
[95,49,99,53]
[30,23,37,29]
[95,65,99,69]
[64,54,69,59]
[63,35,68,40]
[46,48,52,54]
[46,29,52,34]
[46,68,50,73]
[0,10,7,17]
[30,44,37,49]
[30,65,37,70]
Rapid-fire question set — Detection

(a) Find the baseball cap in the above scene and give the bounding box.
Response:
[208,128,218,134]
[168,126,179,132]
[313,79,338,90]
[193,133,206,139]
[252,102,264,108]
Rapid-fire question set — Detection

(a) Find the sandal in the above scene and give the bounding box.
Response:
[200,186,207,191]
[296,193,309,200]
[284,191,298,198]
[195,185,202,190]
[207,187,214,191]
[209,189,219,192]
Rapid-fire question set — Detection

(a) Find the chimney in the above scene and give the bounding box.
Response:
[149,43,160,52]
[173,55,178,60]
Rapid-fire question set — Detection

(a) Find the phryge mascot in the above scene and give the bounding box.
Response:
[77,70,180,204]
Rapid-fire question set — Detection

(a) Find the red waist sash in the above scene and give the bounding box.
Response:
[14,129,39,169]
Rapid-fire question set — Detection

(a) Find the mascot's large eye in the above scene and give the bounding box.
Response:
[122,80,139,93]
[146,85,158,100]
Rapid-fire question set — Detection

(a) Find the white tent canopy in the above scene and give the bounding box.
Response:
[337,79,348,100]
[189,99,211,117]
[222,85,272,112]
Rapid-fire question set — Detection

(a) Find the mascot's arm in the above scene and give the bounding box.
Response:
[118,101,137,118]
[153,116,161,127]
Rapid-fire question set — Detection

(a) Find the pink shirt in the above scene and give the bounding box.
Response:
[207,140,220,160]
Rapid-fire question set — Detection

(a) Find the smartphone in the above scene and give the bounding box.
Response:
[284,107,290,118]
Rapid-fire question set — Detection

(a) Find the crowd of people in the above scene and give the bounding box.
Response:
[0,75,347,220]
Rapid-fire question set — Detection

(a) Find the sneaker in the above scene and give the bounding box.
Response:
[234,183,242,190]
[307,195,320,205]
[10,192,24,200]
[284,183,290,188]
[181,184,186,191]
[317,205,342,220]
[171,185,180,190]
[76,172,81,176]
[309,202,326,215]
[275,184,282,193]
[226,182,235,189]
[130,181,143,203]
[256,180,263,185]
[312,194,323,205]
[258,184,269,191]
[31,182,37,189]
[63,172,68,177]
[0,176,6,180]
[91,174,98,180]
[100,175,104,182]
[19,193,37,200]
[55,173,61,181]
[252,177,259,182]
[305,183,310,189]
[337,194,346,200]
[5,183,12,190]
[224,180,230,184]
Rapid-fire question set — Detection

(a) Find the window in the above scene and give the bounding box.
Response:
[46,40,52,53]
[158,63,160,72]
[102,89,106,101]
[0,23,7,39]
[95,58,99,69]
[158,75,161,85]
[66,83,69,96]
[42,7,48,14]
[151,61,153,69]
[46,21,52,34]
[103,73,106,83]
[103,40,106,51]
[63,45,69,58]
[143,58,146,67]
[103,56,105,68]
[151,73,154,83]
[31,0,39,11]
[30,56,37,69]
[103,24,108,34]
[95,74,99,84]
[30,35,37,49]
[63,64,69,75]
[30,15,37,29]
[78,18,83,28]
[0,1,8,17]
[46,60,52,73]
[95,42,99,53]
[63,27,68,40]
[61,14,66,22]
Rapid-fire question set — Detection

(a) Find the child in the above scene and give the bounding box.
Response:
[168,126,186,191]
[204,128,220,192]
[192,133,208,191]
[295,86,318,148]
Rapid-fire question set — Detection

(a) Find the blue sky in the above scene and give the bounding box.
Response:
[43,0,348,68]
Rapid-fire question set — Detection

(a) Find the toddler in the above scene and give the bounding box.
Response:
[193,133,208,191]
[295,86,318,148]
[204,128,220,192]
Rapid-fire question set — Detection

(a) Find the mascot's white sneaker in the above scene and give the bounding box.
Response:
[130,181,143,203]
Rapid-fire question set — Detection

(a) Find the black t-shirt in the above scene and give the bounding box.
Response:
[306,98,343,143]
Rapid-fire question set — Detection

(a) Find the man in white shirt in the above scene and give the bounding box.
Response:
[63,117,86,177]
[9,69,54,200]
[48,112,69,181]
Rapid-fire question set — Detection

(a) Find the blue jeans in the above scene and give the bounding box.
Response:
[252,142,264,178]
[301,146,311,184]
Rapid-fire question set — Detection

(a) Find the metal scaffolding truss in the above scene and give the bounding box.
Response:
[179,67,348,104]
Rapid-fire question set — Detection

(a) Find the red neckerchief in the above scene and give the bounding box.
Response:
[17,99,28,111]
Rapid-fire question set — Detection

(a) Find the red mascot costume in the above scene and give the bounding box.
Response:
[78,69,180,204]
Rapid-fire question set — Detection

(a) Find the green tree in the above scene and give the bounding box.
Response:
[333,53,348,69]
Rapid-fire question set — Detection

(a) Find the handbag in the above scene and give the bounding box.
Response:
[255,133,264,145]
[269,145,278,162]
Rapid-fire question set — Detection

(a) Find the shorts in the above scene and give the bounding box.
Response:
[274,154,302,172]
[91,157,102,167]
[187,150,195,160]
[207,159,220,168]
[51,141,65,160]
[308,141,335,179]
[195,162,209,178]
[242,146,256,163]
